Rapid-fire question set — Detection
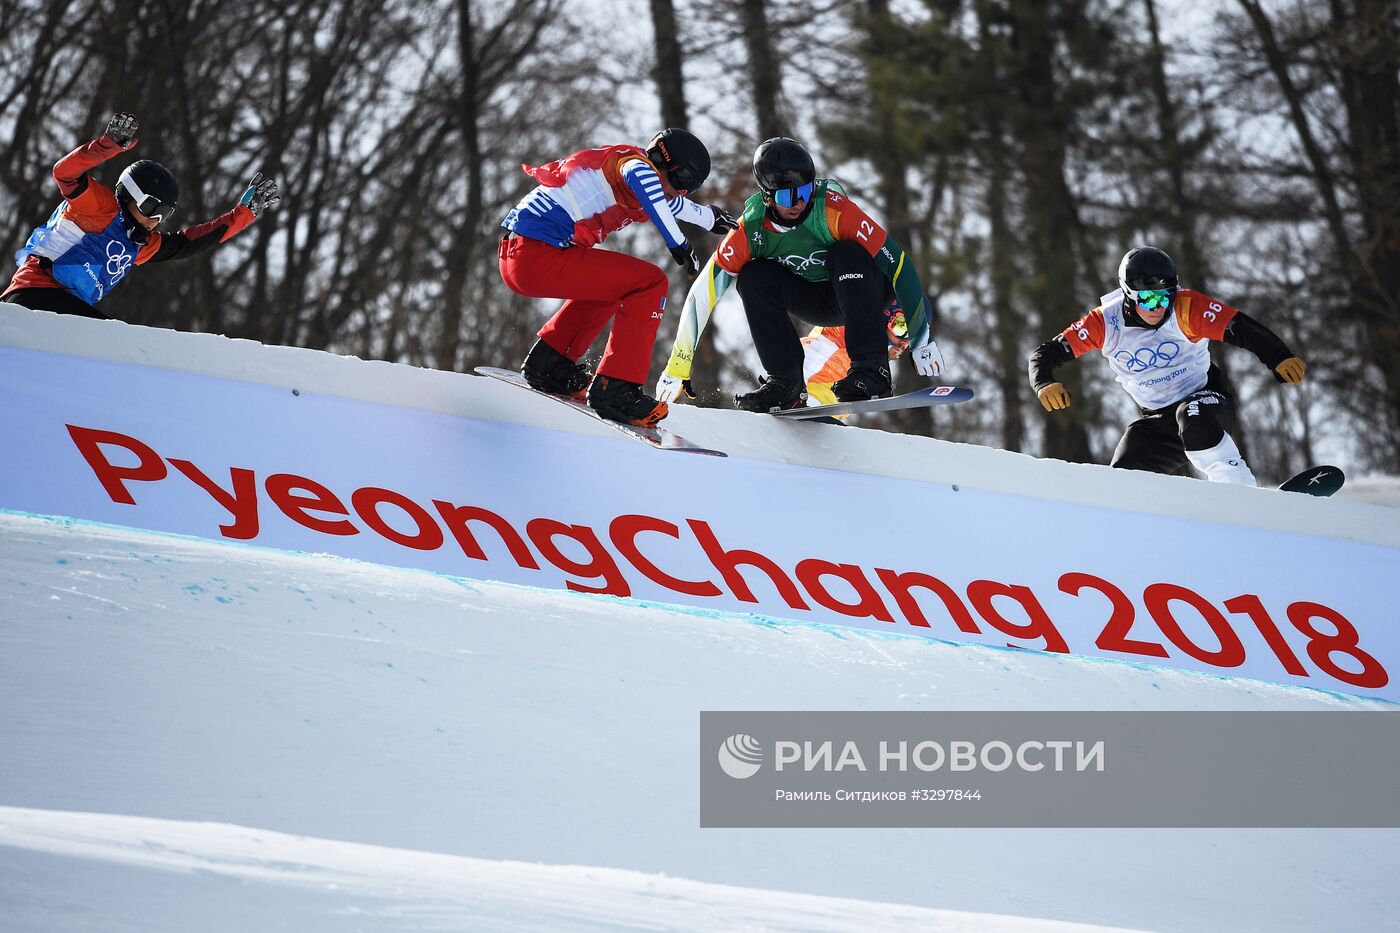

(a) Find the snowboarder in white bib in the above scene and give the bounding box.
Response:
[1027,247,1306,484]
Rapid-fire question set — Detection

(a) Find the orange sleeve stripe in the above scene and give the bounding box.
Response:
[826,196,886,256]
[135,233,163,265]
[65,184,120,234]
[1174,289,1236,342]
[1061,307,1106,357]
[714,223,750,274]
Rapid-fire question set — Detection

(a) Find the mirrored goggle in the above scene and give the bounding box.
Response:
[771,181,814,208]
[120,175,175,224]
[1131,287,1176,310]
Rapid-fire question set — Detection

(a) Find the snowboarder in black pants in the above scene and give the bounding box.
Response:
[1028,247,1306,484]
[655,137,946,411]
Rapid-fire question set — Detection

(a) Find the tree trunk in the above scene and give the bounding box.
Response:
[978,0,1025,452]
[1336,0,1400,463]
[739,0,788,140]
[436,0,486,373]
[649,0,688,127]
[1007,0,1094,462]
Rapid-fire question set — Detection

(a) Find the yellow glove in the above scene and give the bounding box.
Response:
[1275,356,1306,385]
[1038,383,1072,412]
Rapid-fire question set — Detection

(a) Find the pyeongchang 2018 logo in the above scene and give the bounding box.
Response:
[1115,340,1180,373]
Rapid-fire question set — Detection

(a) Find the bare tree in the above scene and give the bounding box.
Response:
[650,0,689,127]
[977,0,1026,452]
[1233,0,1400,467]
[738,0,788,139]
[1006,0,1095,462]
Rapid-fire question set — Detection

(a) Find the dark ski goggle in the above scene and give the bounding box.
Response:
[770,181,814,208]
[120,175,175,225]
[1129,286,1176,310]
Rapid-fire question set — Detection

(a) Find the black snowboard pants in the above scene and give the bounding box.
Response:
[734,239,889,381]
[3,287,108,320]
[1111,377,1240,476]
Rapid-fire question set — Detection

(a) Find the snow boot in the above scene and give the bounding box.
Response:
[735,372,808,413]
[588,374,669,427]
[521,338,591,399]
[1185,434,1258,486]
[832,359,892,402]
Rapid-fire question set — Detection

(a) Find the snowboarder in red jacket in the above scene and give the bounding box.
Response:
[498,128,736,426]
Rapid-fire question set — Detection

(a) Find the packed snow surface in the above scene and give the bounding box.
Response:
[1,511,1394,932]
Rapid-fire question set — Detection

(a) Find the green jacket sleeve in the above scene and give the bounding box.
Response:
[870,234,932,348]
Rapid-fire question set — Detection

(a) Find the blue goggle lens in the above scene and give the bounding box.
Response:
[773,181,815,208]
[1134,287,1175,310]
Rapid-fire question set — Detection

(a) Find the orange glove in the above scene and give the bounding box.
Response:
[1275,356,1306,385]
[1038,383,1072,411]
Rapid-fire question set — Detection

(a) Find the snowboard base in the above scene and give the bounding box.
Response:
[474,367,726,457]
[1278,465,1345,497]
[768,384,975,420]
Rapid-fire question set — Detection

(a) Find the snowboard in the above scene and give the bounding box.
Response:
[769,384,975,421]
[474,367,726,457]
[1278,465,1345,498]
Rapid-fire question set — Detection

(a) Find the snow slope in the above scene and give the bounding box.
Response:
[1,511,1394,933]
[0,808,1151,933]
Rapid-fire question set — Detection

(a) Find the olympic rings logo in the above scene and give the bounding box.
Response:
[779,249,827,273]
[1115,340,1180,373]
[105,240,132,278]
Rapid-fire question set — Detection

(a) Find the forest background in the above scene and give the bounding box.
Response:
[1,0,1396,478]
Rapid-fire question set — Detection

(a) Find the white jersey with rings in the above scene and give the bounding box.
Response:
[1097,288,1212,410]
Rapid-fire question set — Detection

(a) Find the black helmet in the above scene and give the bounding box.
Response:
[753,137,815,194]
[646,128,710,194]
[1118,246,1178,294]
[116,160,179,224]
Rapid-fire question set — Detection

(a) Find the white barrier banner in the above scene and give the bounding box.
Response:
[2,345,1397,701]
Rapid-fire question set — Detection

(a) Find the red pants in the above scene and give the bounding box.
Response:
[498,234,669,384]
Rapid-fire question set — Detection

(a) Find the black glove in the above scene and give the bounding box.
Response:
[670,242,699,281]
[239,172,281,217]
[709,205,738,233]
[105,112,139,150]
